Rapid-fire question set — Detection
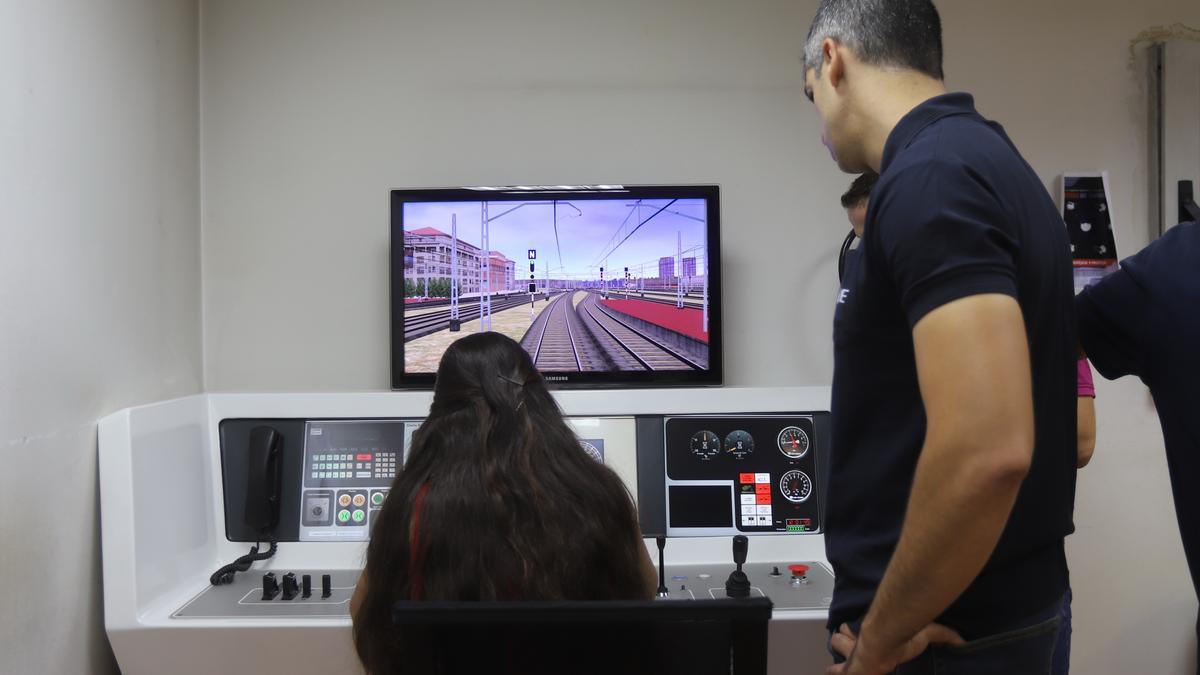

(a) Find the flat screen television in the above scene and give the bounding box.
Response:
[390,185,722,388]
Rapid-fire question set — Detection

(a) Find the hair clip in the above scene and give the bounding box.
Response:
[497,374,527,412]
[497,374,526,387]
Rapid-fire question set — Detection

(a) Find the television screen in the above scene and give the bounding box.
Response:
[390,185,722,388]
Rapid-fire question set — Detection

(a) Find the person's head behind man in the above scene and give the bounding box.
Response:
[840,172,877,238]
[803,0,947,174]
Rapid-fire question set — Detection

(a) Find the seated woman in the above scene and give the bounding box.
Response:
[352,332,656,674]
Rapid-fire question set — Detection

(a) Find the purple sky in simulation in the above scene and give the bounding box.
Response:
[403,198,708,281]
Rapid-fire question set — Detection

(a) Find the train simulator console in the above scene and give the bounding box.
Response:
[100,388,836,675]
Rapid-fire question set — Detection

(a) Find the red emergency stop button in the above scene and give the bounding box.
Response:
[788,564,809,577]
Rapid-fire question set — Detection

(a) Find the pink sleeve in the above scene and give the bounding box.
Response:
[1077,359,1095,398]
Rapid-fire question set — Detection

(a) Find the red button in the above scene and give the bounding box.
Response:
[756,494,771,505]
[755,484,771,495]
[356,454,373,461]
[788,564,809,577]
[739,473,755,484]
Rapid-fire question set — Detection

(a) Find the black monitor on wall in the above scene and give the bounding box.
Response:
[390,185,722,389]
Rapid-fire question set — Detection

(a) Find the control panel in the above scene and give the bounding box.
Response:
[172,561,833,619]
[201,411,829,619]
[297,420,418,541]
[175,570,360,619]
[221,413,826,542]
[655,561,833,610]
[663,415,821,537]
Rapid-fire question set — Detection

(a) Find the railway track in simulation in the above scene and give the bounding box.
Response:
[576,293,703,371]
[523,293,611,372]
[530,293,583,371]
[402,294,549,341]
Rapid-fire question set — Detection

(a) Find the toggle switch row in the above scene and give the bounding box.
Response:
[262,572,332,601]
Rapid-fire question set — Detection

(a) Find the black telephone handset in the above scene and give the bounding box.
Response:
[210,425,283,585]
[244,426,282,531]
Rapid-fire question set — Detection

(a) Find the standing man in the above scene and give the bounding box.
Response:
[841,172,877,239]
[804,2,1078,673]
[1076,221,1200,673]
[838,173,877,283]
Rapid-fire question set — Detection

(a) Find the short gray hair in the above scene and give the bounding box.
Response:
[803,0,944,80]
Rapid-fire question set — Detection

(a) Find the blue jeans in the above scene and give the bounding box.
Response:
[830,590,1073,675]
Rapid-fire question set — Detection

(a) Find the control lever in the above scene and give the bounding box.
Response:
[261,573,280,601]
[724,535,751,598]
[302,574,312,599]
[655,536,669,598]
[321,574,332,599]
[281,572,299,601]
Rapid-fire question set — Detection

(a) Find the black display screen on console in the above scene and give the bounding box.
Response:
[667,485,734,528]
[664,415,821,536]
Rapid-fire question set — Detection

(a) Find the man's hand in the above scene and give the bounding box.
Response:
[826,623,964,675]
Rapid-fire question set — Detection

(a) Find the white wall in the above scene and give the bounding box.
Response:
[200,0,834,391]
[1163,41,1200,230]
[949,5,1200,673]
[0,1,202,673]
[199,1,1200,672]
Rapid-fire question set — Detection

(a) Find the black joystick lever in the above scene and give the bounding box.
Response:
[656,536,669,598]
[261,572,280,601]
[281,572,299,601]
[724,535,751,599]
[321,573,332,599]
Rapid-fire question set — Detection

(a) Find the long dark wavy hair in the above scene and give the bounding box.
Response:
[353,332,652,674]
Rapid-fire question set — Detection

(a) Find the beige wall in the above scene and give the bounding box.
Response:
[949,4,1200,673]
[0,1,202,673]
[197,0,1200,672]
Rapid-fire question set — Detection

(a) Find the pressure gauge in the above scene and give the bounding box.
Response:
[777,426,810,459]
[690,431,721,460]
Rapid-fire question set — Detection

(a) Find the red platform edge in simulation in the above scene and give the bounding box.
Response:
[600,298,709,344]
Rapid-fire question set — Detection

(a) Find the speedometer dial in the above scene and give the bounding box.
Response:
[580,441,603,462]
[779,469,813,503]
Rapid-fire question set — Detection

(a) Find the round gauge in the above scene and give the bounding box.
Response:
[724,430,755,458]
[777,426,810,459]
[690,431,721,460]
[580,441,603,463]
[779,470,813,503]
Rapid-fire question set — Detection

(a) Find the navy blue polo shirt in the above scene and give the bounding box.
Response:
[1077,222,1200,606]
[828,93,1078,638]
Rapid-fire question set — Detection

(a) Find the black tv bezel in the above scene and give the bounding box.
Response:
[390,185,723,390]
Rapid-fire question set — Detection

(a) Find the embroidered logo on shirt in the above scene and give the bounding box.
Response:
[837,289,851,304]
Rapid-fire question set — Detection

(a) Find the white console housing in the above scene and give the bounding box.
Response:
[99,387,835,675]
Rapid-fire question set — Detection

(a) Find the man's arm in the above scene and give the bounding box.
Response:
[1076,396,1096,468]
[837,293,1034,674]
[1077,271,1149,382]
